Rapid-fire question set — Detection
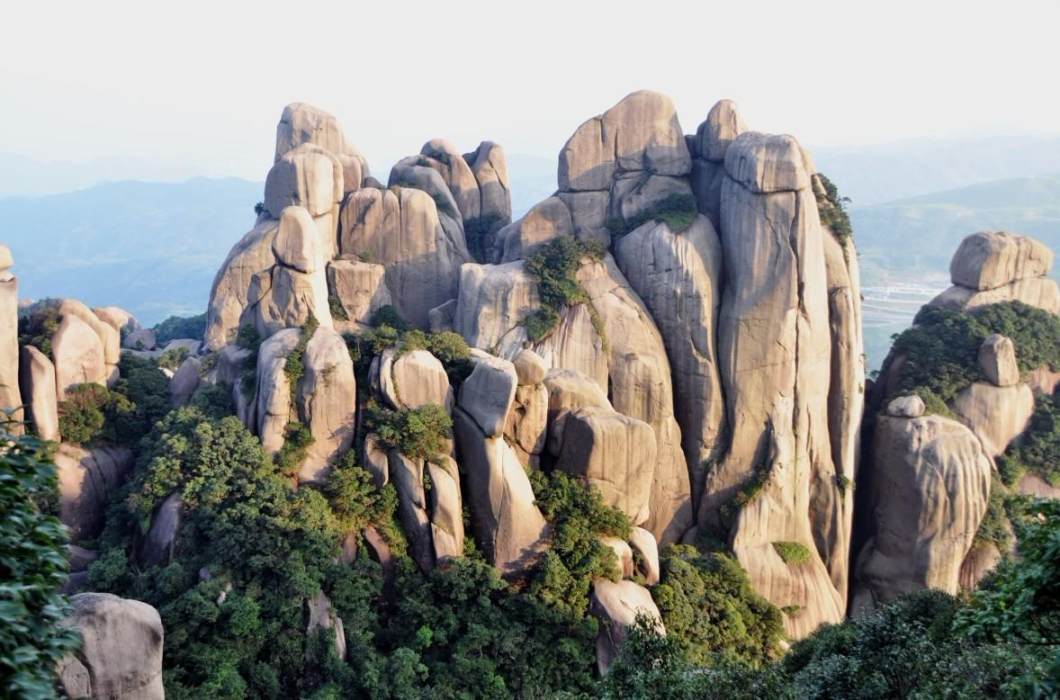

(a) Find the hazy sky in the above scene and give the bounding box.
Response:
[4,0,1059,181]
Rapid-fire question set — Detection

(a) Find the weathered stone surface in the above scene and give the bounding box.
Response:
[55,445,133,542]
[453,408,549,576]
[589,580,664,675]
[555,406,656,526]
[1026,365,1060,395]
[428,299,457,332]
[608,173,694,234]
[0,269,21,424]
[140,493,181,568]
[273,205,323,273]
[339,186,470,327]
[216,344,255,425]
[821,229,865,602]
[453,260,538,356]
[295,327,357,483]
[57,299,120,385]
[19,345,59,441]
[427,456,464,563]
[853,414,992,610]
[615,215,726,506]
[628,527,661,586]
[465,141,512,260]
[543,367,614,456]
[205,220,280,350]
[170,357,201,407]
[378,348,453,412]
[254,329,300,454]
[58,593,164,700]
[264,143,343,219]
[123,327,156,351]
[952,382,1034,457]
[276,102,354,164]
[959,540,1005,591]
[326,259,392,327]
[978,334,1020,386]
[949,231,1053,290]
[724,132,811,193]
[388,155,463,225]
[694,99,747,162]
[252,245,332,339]
[513,349,546,386]
[505,383,548,463]
[52,313,107,399]
[362,432,389,488]
[930,276,1060,314]
[704,141,847,638]
[306,591,346,661]
[93,306,139,334]
[458,352,517,437]
[557,190,612,249]
[497,196,573,262]
[559,90,691,193]
[887,395,925,418]
[389,450,433,572]
[421,138,480,224]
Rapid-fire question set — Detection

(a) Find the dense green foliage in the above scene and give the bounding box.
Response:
[815,173,853,244]
[345,321,473,385]
[153,313,207,345]
[273,422,314,478]
[522,236,606,342]
[283,317,319,404]
[772,541,811,566]
[157,345,190,371]
[608,500,1060,699]
[528,470,631,618]
[56,354,170,445]
[0,428,80,698]
[652,545,783,668]
[999,392,1060,486]
[17,301,62,356]
[364,403,452,463]
[607,193,698,237]
[887,301,1060,408]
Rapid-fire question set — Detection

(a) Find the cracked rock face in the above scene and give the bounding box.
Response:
[192,93,874,642]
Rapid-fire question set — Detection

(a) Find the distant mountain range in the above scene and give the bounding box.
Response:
[2,142,1058,368]
[0,178,261,323]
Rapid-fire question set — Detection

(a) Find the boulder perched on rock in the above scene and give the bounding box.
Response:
[853,413,992,611]
[554,406,656,526]
[377,348,453,412]
[978,334,1019,386]
[58,593,164,700]
[589,579,664,674]
[887,395,925,418]
[931,232,1059,314]
[950,231,1053,291]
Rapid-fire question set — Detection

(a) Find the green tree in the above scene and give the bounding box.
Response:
[0,427,80,697]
